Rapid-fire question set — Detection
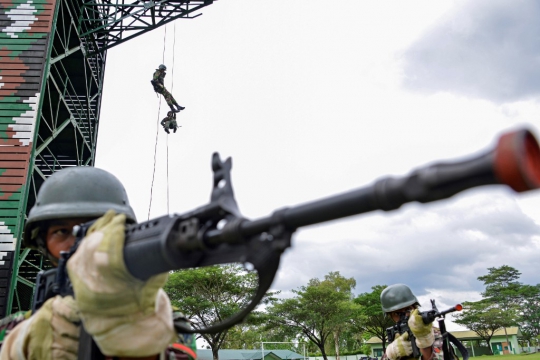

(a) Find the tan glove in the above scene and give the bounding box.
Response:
[67,210,176,357]
[386,332,413,360]
[408,309,435,349]
[0,295,80,360]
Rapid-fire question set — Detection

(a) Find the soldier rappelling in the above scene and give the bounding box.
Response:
[151,64,185,113]
[161,111,179,134]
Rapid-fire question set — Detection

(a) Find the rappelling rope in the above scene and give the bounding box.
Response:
[165,22,177,214]
[148,25,168,220]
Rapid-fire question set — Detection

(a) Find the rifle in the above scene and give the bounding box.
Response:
[31,128,540,353]
[386,300,468,360]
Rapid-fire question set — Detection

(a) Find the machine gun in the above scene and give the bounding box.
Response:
[386,300,468,360]
[32,128,540,356]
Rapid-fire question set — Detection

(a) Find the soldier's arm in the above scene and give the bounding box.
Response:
[152,71,164,87]
[419,346,434,360]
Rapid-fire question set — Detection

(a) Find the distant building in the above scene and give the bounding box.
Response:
[366,327,522,357]
[197,350,305,360]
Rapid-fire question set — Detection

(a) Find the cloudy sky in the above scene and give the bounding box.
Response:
[95,0,540,331]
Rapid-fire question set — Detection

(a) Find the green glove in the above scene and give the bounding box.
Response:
[386,332,413,360]
[408,309,435,348]
[1,295,80,360]
[67,210,176,357]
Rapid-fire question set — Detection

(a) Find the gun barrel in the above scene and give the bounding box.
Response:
[440,304,463,317]
[231,129,540,238]
[124,129,540,280]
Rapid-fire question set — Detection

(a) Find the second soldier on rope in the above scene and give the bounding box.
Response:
[161,111,179,134]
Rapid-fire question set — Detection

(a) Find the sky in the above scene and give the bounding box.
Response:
[95,0,540,332]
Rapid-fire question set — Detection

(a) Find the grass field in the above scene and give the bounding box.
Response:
[469,354,540,360]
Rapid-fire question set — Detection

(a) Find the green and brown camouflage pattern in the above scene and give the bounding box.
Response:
[0,0,56,315]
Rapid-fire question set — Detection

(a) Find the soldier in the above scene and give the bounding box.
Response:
[380,284,453,360]
[161,111,179,134]
[151,64,185,113]
[0,167,196,360]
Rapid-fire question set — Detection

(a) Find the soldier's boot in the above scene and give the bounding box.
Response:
[175,104,185,111]
[169,104,179,113]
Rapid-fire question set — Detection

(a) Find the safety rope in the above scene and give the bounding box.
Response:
[148,23,177,218]
[148,26,168,220]
[166,22,176,214]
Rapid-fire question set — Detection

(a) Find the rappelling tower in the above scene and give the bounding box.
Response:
[0,0,215,316]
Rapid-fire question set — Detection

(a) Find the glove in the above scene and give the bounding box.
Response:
[1,295,80,360]
[408,309,435,349]
[67,210,176,357]
[386,332,413,360]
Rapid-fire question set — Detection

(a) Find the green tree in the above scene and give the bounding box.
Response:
[164,264,265,360]
[518,284,540,344]
[478,265,523,349]
[220,324,262,349]
[353,285,394,353]
[454,301,509,354]
[265,272,357,360]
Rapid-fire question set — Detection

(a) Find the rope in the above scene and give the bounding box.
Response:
[165,22,176,214]
[149,22,177,218]
[148,26,168,220]
[166,134,170,214]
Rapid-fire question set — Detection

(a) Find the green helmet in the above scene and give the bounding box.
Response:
[158,64,167,71]
[380,284,419,313]
[23,166,137,250]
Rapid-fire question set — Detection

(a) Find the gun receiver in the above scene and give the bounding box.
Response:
[32,128,540,335]
[386,313,422,358]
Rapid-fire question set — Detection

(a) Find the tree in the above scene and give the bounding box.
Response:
[478,265,523,348]
[164,264,267,360]
[353,285,394,353]
[265,272,357,360]
[220,324,263,349]
[454,301,509,354]
[518,284,540,344]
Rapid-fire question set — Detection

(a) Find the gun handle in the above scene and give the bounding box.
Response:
[410,332,422,358]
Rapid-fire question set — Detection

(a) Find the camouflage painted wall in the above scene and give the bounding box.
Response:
[0,0,55,315]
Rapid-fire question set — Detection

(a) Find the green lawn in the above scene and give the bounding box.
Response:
[468,354,540,360]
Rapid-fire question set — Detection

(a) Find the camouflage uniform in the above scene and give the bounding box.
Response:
[382,327,457,360]
[0,309,197,360]
[161,111,179,133]
[0,312,29,346]
[151,68,183,112]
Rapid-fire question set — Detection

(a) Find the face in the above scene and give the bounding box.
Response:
[45,218,91,261]
[389,306,415,323]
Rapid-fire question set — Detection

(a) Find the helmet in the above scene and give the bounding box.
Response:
[23,166,137,250]
[380,284,419,313]
[158,64,167,71]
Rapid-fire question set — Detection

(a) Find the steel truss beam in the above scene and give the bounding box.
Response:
[78,0,214,54]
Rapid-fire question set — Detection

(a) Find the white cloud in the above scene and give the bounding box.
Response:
[401,0,540,103]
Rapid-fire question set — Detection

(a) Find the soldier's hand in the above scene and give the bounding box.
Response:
[386,333,413,360]
[67,210,176,357]
[408,309,435,349]
[7,295,80,360]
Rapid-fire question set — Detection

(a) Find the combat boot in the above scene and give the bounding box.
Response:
[169,104,179,113]
[175,104,185,111]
